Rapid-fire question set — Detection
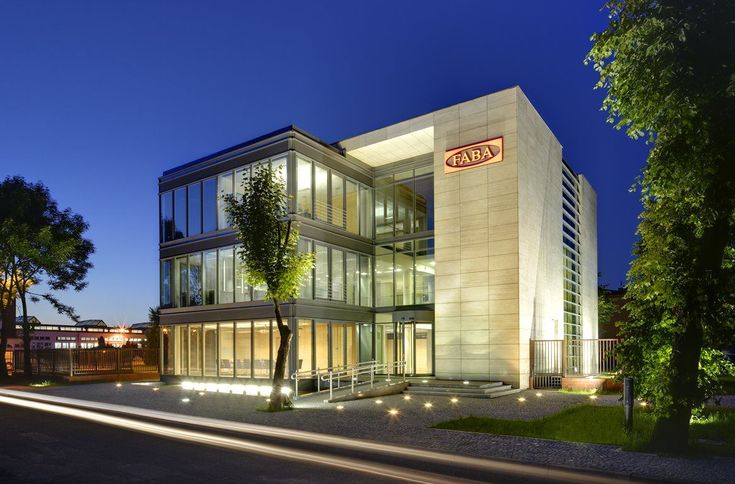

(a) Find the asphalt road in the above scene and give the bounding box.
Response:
[0,404,390,483]
[0,392,629,483]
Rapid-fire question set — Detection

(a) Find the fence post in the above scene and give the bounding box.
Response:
[69,348,74,377]
[370,363,374,388]
[351,368,355,394]
[328,371,333,401]
[294,374,299,400]
[562,338,568,377]
[52,350,56,375]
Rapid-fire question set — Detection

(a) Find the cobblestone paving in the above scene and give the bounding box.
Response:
[24,382,735,483]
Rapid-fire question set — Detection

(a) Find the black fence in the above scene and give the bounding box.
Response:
[8,348,159,376]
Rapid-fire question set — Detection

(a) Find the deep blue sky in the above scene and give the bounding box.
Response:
[0,1,648,325]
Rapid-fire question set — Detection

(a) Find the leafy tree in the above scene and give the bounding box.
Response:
[144,306,160,351]
[587,0,735,452]
[598,287,617,328]
[225,165,314,411]
[0,177,94,377]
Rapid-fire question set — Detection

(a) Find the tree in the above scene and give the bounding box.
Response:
[0,177,94,378]
[225,164,314,411]
[144,306,160,351]
[587,1,735,452]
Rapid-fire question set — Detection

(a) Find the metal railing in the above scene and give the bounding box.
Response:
[291,359,407,400]
[10,348,159,377]
[530,338,619,388]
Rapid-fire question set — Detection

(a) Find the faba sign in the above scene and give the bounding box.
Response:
[444,137,503,173]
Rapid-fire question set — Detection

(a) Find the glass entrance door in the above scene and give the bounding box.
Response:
[376,320,433,376]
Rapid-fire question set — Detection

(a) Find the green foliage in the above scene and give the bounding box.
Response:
[224,165,314,303]
[586,0,735,450]
[597,287,617,328]
[145,306,161,350]
[0,176,95,377]
[224,164,314,410]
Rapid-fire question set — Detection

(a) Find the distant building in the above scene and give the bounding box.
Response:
[130,322,153,330]
[75,319,107,328]
[1,311,146,351]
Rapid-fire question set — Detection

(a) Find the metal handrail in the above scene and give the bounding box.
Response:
[290,359,407,400]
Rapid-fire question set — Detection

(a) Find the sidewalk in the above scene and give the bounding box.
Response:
[23,382,735,483]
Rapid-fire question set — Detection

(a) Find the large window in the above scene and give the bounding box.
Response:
[331,173,344,228]
[394,241,414,306]
[217,173,233,229]
[187,182,202,236]
[175,256,187,307]
[189,325,202,376]
[218,247,234,304]
[160,191,173,242]
[203,324,217,377]
[202,178,217,233]
[314,164,328,222]
[253,321,270,378]
[188,254,203,306]
[346,252,358,305]
[297,157,312,216]
[359,255,372,307]
[298,239,313,299]
[346,180,358,233]
[331,248,344,301]
[161,260,172,308]
[415,239,435,304]
[219,323,234,376]
[297,320,313,372]
[235,322,252,378]
[375,245,394,307]
[203,250,217,305]
[174,187,187,239]
[235,250,251,303]
[315,244,329,299]
[315,321,329,369]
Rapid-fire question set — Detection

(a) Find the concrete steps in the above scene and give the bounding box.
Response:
[403,380,521,399]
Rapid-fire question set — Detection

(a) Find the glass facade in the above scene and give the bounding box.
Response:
[159,154,287,242]
[162,319,368,378]
[562,164,583,374]
[160,151,436,380]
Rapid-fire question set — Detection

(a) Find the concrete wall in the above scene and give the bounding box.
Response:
[433,87,521,385]
[516,90,565,389]
[579,175,598,340]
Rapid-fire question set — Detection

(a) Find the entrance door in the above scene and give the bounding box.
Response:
[376,321,433,376]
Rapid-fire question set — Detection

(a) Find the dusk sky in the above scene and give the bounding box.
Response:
[0,1,649,325]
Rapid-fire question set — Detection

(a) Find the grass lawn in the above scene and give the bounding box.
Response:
[435,405,735,455]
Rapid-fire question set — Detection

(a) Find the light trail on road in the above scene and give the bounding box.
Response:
[0,389,633,483]
[0,393,470,484]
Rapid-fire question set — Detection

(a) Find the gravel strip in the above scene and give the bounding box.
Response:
[21,383,735,483]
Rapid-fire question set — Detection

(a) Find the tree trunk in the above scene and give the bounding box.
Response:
[20,293,32,379]
[269,298,292,411]
[652,204,731,452]
[0,314,9,380]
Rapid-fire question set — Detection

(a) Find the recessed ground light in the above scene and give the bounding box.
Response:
[463,381,469,385]
[198,392,205,396]
[640,401,648,407]
[450,397,459,404]
[518,397,526,402]
[153,387,160,392]
[115,383,122,388]
[181,398,190,403]
[375,399,383,404]
[336,405,344,410]
[424,402,433,408]
[403,395,411,401]
[388,408,399,416]
[589,395,598,400]
[421,379,428,383]
[535,392,542,397]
